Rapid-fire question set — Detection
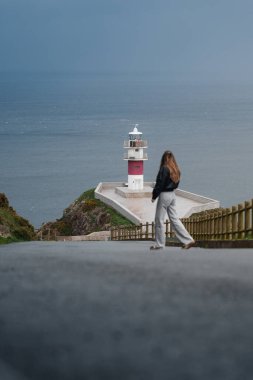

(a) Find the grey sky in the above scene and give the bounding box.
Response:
[1,0,253,80]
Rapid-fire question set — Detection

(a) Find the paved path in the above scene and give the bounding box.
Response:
[0,241,253,380]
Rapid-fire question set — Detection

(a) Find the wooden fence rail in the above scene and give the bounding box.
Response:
[110,199,253,241]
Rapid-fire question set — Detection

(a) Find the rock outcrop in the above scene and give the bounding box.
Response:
[38,189,133,240]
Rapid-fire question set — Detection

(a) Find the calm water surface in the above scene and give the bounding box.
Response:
[0,73,253,227]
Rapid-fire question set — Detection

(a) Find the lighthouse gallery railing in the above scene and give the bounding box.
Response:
[123,140,148,148]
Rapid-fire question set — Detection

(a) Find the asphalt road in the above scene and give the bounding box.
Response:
[0,241,253,380]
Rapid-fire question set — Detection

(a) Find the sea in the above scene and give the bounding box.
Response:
[1,72,253,228]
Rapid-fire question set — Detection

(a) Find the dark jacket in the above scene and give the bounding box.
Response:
[152,166,179,200]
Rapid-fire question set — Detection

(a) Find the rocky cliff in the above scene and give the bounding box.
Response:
[38,188,133,240]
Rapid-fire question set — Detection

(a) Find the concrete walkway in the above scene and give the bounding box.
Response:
[0,241,253,380]
[95,182,220,224]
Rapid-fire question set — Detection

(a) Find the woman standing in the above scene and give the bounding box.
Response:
[151,151,195,250]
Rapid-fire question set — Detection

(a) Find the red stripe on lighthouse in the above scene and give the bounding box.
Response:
[128,161,143,175]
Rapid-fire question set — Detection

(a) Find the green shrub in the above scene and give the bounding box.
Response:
[82,199,98,211]
[54,220,72,236]
[0,236,19,244]
[12,226,34,241]
[77,188,96,202]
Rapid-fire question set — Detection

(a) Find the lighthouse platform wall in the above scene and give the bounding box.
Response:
[95,182,142,224]
[95,182,220,225]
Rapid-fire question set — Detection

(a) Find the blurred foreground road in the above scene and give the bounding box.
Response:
[0,241,253,380]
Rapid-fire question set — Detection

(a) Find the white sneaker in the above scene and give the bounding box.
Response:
[150,245,163,250]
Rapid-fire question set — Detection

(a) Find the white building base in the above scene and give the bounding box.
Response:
[127,175,143,190]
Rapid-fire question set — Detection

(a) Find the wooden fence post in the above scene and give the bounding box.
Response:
[244,201,251,238]
[201,215,205,240]
[209,212,214,240]
[193,216,197,240]
[221,209,226,240]
[152,222,155,240]
[197,216,201,240]
[232,205,237,239]
[238,203,244,239]
[203,214,206,240]
[196,216,201,240]
[217,211,220,239]
[225,208,231,240]
[206,214,211,240]
[212,211,217,239]
[205,214,209,240]
[145,222,149,240]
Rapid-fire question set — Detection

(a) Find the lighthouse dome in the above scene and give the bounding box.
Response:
[129,124,142,135]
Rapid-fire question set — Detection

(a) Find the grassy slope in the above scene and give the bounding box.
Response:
[77,188,134,227]
[0,196,36,244]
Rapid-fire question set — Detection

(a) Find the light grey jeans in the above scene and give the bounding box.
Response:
[154,191,193,247]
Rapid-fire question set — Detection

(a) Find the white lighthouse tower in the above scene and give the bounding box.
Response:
[123,125,148,190]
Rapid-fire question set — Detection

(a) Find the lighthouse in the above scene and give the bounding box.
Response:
[123,125,148,190]
[95,125,220,224]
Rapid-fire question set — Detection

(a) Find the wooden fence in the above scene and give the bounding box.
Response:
[111,222,156,241]
[110,199,253,241]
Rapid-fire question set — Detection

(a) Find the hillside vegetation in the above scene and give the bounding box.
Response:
[38,188,133,239]
[0,193,36,244]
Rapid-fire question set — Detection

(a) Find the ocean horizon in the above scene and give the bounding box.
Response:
[1,72,253,228]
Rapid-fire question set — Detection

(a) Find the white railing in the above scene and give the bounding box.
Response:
[123,140,148,148]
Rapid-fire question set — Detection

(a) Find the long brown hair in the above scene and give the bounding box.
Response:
[160,151,181,183]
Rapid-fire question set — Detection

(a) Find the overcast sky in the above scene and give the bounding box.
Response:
[1,0,253,81]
